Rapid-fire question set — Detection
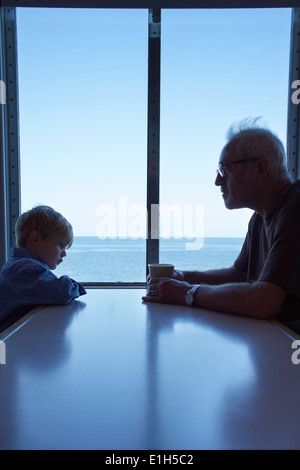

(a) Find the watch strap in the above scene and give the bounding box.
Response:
[185,284,201,306]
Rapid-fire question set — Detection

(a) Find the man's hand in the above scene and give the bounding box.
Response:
[172,270,185,281]
[142,277,192,305]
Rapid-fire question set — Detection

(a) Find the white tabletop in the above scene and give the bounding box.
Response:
[0,288,299,450]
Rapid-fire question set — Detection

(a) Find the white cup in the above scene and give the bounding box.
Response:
[148,263,174,278]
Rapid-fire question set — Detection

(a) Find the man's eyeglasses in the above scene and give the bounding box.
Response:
[217,157,261,178]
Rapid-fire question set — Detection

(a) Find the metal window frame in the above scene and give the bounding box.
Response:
[0,2,299,284]
[1,1,300,7]
[287,7,300,180]
[147,8,160,272]
[0,6,20,269]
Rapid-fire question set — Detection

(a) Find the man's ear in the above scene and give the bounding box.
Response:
[28,230,41,247]
[257,157,269,180]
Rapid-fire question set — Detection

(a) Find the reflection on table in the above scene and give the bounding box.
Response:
[0,288,299,450]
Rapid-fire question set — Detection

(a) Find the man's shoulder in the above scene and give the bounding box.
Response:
[279,180,300,213]
[294,179,300,189]
[286,180,300,200]
[266,181,300,234]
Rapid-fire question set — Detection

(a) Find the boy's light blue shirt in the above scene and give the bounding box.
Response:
[0,247,86,329]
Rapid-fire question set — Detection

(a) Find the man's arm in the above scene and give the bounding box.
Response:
[143,277,287,319]
[193,280,287,319]
[174,265,247,285]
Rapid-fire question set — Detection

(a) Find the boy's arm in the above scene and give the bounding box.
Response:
[20,266,86,306]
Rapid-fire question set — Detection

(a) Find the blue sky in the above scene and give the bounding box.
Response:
[16,7,292,238]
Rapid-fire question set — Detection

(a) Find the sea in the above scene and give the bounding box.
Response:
[54,237,245,284]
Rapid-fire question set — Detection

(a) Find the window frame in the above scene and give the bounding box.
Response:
[0,1,299,284]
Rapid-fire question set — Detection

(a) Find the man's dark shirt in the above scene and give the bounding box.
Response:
[234,180,300,322]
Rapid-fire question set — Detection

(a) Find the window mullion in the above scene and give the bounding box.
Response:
[146,8,161,273]
[0,6,20,268]
[287,7,300,181]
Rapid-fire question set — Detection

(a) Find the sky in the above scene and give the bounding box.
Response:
[16,7,292,239]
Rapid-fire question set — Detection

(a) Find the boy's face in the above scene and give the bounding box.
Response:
[33,235,67,270]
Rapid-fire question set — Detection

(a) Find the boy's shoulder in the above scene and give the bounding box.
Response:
[1,247,48,279]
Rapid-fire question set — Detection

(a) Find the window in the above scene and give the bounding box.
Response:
[17,8,148,282]
[1,5,293,282]
[159,8,291,271]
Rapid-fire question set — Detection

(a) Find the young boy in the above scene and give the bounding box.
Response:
[0,205,86,332]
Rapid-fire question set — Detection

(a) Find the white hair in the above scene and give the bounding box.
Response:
[225,117,291,180]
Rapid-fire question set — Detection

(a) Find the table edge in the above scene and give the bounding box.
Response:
[269,319,300,341]
[0,306,45,342]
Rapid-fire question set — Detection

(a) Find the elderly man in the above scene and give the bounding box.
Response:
[142,119,300,322]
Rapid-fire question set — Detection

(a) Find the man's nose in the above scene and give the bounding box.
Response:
[61,249,67,258]
[215,172,224,186]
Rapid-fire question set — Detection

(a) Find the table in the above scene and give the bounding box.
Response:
[0,288,300,450]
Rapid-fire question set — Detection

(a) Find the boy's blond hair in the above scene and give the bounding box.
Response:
[15,205,73,249]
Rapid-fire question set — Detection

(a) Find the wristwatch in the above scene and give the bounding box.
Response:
[185,284,201,307]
